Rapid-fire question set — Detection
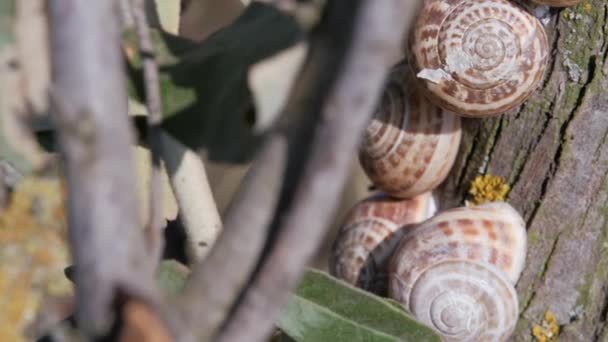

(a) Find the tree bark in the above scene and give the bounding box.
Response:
[435,2,608,340]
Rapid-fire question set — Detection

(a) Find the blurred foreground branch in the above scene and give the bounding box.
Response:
[48,0,160,336]
[218,1,422,341]
[177,0,422,341]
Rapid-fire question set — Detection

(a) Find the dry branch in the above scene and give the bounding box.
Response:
[48,0,159,336]
[176,0,422,341]
[217,1,422,341]
[131,0,166,263]
[177,136,287,341]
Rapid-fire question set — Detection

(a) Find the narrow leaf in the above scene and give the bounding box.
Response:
[277,269,441,342]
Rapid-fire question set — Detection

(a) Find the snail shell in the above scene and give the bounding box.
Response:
[530,0,582,6]
[359,66,461,199]
[388,201,526,341]
[329,192,436,296]
[410,0,549,117]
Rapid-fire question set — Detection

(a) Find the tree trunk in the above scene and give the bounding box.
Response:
[436,2,608,340]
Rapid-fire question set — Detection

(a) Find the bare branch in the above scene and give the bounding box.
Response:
[131,0,224,263]
[48,0,159,336]
[162,134,223,262]
[131,0,166,263]
[176,135,287,341]
[217,1,423,341]
[119,0,135,28]
[175,0,372,338]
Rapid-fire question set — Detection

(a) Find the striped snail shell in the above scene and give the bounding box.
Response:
[388,201,527,341]
[410,0,549,117]
[359,66,461,199]
[329,192,436,296]
[530,0,582,6]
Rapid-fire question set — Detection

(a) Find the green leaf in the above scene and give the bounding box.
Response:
[125,2,302,163]
[277,269,441,342]
[156,260,190,296]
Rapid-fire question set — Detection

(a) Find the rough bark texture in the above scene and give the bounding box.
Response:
[435,2,608,340]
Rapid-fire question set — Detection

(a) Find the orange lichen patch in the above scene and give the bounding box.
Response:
[532,310,560,342]
[0,176,71,342]
[467,174,510,205]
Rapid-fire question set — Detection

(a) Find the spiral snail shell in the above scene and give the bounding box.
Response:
[530,0,582,6]
[388,201,527,341]
[329,192,436,296]
[359,66,461,199]
[410,0,549,117]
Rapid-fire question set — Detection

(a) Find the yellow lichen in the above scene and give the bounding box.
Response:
[582,2,593,12]
[532,310,560,342]
[0,176,71,341]
[467,174,510,205]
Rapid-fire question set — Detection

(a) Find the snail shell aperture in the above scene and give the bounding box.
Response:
[359,66,462,199]
[388,201,527,341]
[329,192,436,296]
[410,0,549,117]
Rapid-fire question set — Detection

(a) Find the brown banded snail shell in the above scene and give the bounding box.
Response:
[410,0,549,117]
[329,192,436,296]
[359,66,461,199]
[388,201,527,341]
[530,0,583,6]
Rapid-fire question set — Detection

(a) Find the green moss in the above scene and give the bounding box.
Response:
[572,174,608,310]
[527,230,541,245]
[560,0,607,81]
[479,118,502,158]
[575,274,594,307]
[515,318,533,342]
[505,98,554,183]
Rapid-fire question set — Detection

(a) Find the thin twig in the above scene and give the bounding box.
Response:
[217,1,423,341]
[47,0,159,336]
[131,0,165,263]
